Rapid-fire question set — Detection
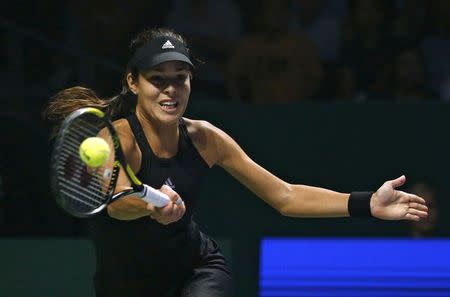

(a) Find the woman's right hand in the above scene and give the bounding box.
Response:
[146,185,186,225]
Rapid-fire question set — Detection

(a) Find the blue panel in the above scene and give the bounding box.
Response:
[260,238,450,297]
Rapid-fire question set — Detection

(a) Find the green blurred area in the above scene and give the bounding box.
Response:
[1,101,449,296]
[0,238,232,297]
[187,101,450,296]
[187,101,449,238]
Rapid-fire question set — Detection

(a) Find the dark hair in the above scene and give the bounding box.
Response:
[43,28,191,136]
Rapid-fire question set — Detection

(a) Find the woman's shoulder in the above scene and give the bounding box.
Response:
[182,118,224,167]
[182,117,224,141]
[112,118,133,136]
[111,118,138,149]
[183,118,211,145]
[183,117,212,132]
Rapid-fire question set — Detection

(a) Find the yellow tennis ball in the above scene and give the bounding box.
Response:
[79,137,110,167]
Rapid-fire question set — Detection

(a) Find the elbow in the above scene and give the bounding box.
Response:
[276,184,309,218]
[106,203,132,220]
[106,198,150,220]
[278,204,307,218]
[278,206,291,217]
[276,184,295,217]
[106,204,122,220]
[278,204,297,217]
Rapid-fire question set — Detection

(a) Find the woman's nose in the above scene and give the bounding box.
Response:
[162,83,177,96]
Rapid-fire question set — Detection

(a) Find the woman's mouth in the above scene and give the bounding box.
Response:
[159,100,179,112]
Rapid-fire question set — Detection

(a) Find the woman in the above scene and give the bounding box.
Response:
[44,28,428,297]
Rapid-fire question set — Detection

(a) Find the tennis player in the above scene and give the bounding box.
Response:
[45,28,428,297]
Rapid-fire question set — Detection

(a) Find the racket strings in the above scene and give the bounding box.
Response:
[54,114,118,215]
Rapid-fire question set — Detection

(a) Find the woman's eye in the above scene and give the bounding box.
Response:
[175,75,187,84]
[147,74,187,86]
[149,76,164,84]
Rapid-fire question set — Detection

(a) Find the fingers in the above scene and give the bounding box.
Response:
[397,191,427,205]
[158,202,175,217]
[160,185,183,204]
[387,175,406,189]
[147,185,185,225]
[407,208,428,218]
[403,200,429,221]
[156,202,186,225]
[408,195,428,218]
[405,213,421,221]
[174,201,186,220]
[408,194,427,205]
[409,202,428,212]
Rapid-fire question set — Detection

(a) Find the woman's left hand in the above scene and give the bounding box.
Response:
[371,175,429,221]
[147,185,186,225]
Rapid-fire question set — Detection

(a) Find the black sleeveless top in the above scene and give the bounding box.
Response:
[87,114,210,290]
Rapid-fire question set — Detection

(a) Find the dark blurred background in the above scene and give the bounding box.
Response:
[0,0,449,296]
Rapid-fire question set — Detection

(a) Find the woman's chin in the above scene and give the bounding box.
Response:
[154,110,183,124]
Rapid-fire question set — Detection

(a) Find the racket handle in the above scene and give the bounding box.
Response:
[139,184,182,207]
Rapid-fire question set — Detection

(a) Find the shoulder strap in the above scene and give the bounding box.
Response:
[177,118,210,169]
[126,113,150,170]
[178,117,193,146]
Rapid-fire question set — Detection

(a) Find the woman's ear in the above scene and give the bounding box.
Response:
[127,73,138,95]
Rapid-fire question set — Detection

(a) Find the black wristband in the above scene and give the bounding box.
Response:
[348,191,373,217]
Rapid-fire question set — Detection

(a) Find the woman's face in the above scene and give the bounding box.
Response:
[128,61,191,124]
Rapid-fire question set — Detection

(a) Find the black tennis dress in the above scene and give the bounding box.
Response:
[88,114,232,297]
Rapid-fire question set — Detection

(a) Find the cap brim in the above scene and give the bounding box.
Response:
[141,52,194,70]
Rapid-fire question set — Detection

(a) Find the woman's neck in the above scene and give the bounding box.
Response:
[135,109,180,158]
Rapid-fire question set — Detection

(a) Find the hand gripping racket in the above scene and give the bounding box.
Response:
[51,107,172,218]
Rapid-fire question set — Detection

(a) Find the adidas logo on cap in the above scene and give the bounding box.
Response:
[162,40,175,49]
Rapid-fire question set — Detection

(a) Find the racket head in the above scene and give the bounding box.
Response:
[51,108,119,217]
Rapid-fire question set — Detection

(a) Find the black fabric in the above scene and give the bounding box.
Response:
[88,114,232,296]
[93,233,232,297]
[348,191,374,217]
[179,233,233,297]
[129,36,193,71]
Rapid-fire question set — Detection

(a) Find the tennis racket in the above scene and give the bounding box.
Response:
[51,107,172,218]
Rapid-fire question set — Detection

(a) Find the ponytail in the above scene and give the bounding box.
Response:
[43,86,136,138]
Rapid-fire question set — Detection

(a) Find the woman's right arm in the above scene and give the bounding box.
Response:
[106,120,152,220]
[106,120,185,222]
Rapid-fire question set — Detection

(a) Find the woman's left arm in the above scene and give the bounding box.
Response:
[200,122,428,220]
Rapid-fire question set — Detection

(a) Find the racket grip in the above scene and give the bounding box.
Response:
[139,184,171,207]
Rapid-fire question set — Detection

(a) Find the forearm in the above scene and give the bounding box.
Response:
[279,184,350,218]
[214,128,357,218]
[107,195,151,220]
